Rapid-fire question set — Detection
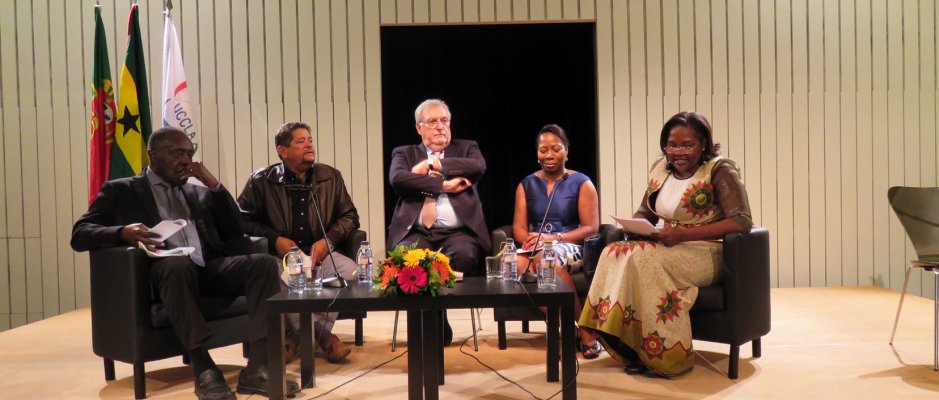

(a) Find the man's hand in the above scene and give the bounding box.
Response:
[310,239,329,265]
[275,236,299,257]
[183,162,220,189]
[442,177,471,194]
[120,223,163,251]
[411,160,431,175]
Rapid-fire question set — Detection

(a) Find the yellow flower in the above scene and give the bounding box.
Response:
[403,250,425,267]
[434,252,450,265]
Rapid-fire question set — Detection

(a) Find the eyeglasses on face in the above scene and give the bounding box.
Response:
[420,118,451,128]
[663,144,700,155]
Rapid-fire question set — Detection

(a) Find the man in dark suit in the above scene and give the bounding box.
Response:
[71,127,299,400]
[388,99,491,344]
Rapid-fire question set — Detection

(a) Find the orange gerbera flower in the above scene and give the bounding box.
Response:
[380,266,399,289]
[433,260,450,282]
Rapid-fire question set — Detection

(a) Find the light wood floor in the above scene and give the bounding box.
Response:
[2,286,938,399]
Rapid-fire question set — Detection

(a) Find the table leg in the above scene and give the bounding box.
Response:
[300,313,315,388]
[407,310,424,400]
[546,305,559,382]
[422,310,439,400]
[560,303,577,400]
[438,309,445,385]
[267,312,286,400]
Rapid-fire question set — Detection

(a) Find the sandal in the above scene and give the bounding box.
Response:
[580,340,602,360]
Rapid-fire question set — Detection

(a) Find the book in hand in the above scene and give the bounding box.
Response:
[610,215,659,236]
[137,242,195,258]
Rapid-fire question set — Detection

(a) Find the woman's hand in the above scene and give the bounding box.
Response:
[650,227,686,247]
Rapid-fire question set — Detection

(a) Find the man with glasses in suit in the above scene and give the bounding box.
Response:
[387,99,491,345]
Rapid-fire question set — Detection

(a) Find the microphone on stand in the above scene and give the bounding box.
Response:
[308,162,347,289]
[520,172,568,284]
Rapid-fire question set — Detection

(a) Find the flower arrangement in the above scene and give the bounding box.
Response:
[372,243,456,296]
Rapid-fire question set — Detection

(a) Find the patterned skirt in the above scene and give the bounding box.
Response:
[578,240,723,377]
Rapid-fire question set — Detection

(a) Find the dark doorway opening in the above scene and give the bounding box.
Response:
[380,23,598,238]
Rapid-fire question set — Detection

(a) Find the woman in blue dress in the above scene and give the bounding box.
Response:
[513,124,602,358]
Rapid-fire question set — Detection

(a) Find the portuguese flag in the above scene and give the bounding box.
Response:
[88,6,116,205]
[111,3,152,180]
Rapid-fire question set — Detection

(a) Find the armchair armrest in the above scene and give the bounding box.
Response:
[89,246,153,360]
[721,227,772,339]
[339,229,367,259]
[490,225,512,256]
[225,236,268,255]
[582,224,618,278]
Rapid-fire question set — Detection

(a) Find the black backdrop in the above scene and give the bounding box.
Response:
[380,23,598,236]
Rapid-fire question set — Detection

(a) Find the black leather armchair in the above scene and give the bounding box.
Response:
[91,231,368,399]
[490,224,614,349]
[90,236,265,399]
[593,226,772,379]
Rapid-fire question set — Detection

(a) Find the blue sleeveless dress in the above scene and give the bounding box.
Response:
[522,171,592,269]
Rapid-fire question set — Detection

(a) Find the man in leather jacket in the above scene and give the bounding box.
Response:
[237,122,360,363]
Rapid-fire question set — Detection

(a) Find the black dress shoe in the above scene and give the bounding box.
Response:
[194,368,235,400]
[236,364,301,398]
[623,361,647,375]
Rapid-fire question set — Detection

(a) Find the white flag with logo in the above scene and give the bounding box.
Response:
[161,10,199,158]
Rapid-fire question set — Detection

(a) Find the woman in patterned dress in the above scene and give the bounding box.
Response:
[578,112,752,377]
[513,124,602,358]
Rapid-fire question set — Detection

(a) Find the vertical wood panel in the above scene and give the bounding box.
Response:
[662,0,680,144]
[414,0,431,23]
[264,0,285,167]
[628,0,647,211]
[791,0,811,287]
[397,0,414,23]
[759,0,778,287]
[1,1,23,239]
[479,0,496,22]
[871,0,890,289]
[902,0,923,295]
[331,0,353,179]
[710,0,729,163]
[430,0,447,23]
[32,0,58,317]
[513,0,529,21]
[348,0,370,237]
[364,0,387,255]
[247,0,270,170]
[839,0,858,286]
[0,240,8,321]
[231,0,253,193]
[215,0,237,192]
[496,0,512,21]
[314,0,335,167]
[807,0,826,287]
[530,0,545,20]
[463,0,480,22]
[49,0,73,313]
[447,0,463,22]
[887,0,906,292]
[610,0,630,217]
[199,0,220,175]
[7,239,25,326]
[775,0,795,288]
[645,0,664,160]
[546,0,562,19]
[580,0,595,19]
[380,0,396,24]
[742,0,762,230]
[855,0,874,287]
[918,0,936,299]
[823,0,843,287]
[595,0,616,219]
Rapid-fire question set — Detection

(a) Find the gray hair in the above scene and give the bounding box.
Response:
[414,99,451,123]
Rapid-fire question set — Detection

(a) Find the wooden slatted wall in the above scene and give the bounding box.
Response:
[0,0,936,330]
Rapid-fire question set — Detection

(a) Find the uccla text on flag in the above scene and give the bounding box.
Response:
[88,5,116,205]
[161,6,198,155]
[112,3,152,180]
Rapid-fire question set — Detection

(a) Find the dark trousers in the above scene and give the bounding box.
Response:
[148,254,281,350]
[399,226,483,276]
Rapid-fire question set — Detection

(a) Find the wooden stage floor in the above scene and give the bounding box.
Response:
[1,286,938,399]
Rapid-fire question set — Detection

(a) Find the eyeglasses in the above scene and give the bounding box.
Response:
[420,118,451,128]
[663,144,699,155]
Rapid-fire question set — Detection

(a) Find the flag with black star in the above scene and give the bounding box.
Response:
[111,3,151,180]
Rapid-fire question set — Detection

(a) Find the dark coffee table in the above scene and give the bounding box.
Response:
[265,277,577,399]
